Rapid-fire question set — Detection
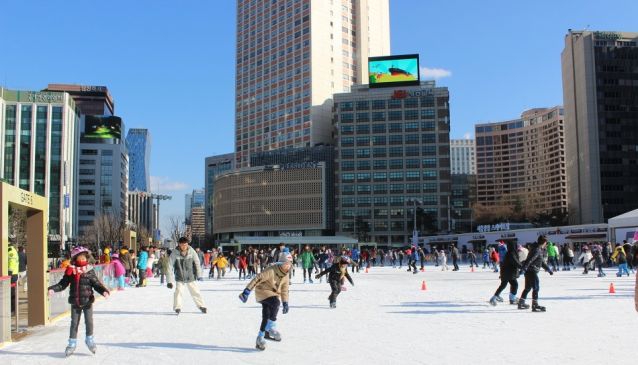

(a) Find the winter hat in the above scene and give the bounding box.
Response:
[111,253,120,259]
[71,246,90,259]
[283,247,290,253]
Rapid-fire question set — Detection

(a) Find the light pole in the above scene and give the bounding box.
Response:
[407,198,422,245]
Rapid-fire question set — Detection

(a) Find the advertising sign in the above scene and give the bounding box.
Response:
[368,54,420,88]
[84,116,122,139]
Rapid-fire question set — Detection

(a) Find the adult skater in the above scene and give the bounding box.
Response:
[300,245,316,283]
[451,245,460,271]
[167,237,207,315]
[518,235,553,312]
[489,240,522,306]
[315,256,354,308]
[238,258,291,351]
[408,246,419,274]
[47,246,109,356]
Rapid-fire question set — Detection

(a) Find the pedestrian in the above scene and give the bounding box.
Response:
[592,245,606,277]
[238,259,291,351]
[418,246,426,271]
[408,246,419,274]
[228,250,237,272]
[315,256,354,308]
[351,247,360,273]
[300,245,316,283]
[213,252,229,279]
[451,245,460,271]
[612,245,630,277]
[482,248,490,269]
[110,253,126,291]
[490,247,500,272]
[136,246,148,287]
[146,248,155,279]
[238,251,248,280]
[518,235,553,312]
[468,249,478,268]
[489,240,522,306]
[48,246,109,356]
[547,241,559,272]
[158,249,170,284]
[167,237,206,315]
[578,246,593,274]
[7,242,19,313]
[439,250,448,271]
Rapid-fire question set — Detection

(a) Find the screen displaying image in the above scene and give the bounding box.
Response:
[368,54,420,88]
[84,116,122,139]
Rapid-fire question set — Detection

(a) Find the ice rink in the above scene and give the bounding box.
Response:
[1,265,636,365]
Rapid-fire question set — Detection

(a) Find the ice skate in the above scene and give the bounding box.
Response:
[517,299,530,310]
[199,307,207,314]
[303,279,307,284]
[175,308,181,315]
[532,300,546,312]
[489,296,498,306]
[330,301,336,308]
[494,295,503,302]
[65,338,77,357]
[265,329,282,342]
[85,336,97,354]
[256,334,266,351]
[309,278,314,284]
[509,294,519,305]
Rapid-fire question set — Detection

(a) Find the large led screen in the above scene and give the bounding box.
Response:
[368,54,420,88]
[84,116,122,139]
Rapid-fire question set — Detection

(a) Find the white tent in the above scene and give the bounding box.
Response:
[608,209,638,242]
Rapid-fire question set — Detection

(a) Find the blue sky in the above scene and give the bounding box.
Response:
[1,0,636,235]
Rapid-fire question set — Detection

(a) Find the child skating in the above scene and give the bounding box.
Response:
[48,246,110,356]
[315,256,354,308]
[238,259,291,351]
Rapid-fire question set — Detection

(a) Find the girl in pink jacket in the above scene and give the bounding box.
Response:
[111,254,126,291]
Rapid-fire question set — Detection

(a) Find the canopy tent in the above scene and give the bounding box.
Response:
[608,209,638,242]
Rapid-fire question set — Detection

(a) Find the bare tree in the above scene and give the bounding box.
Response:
[9,206,27,247]
[168,215,186,244]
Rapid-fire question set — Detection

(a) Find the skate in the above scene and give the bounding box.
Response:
[309,278,314,284]
[265,329,282,342]
[303,279,307,284]
[256,334,266,351]
[199,307,207,314]
[489,296,498,306]
[494,295,504,302]
[509,294,519,305]
[330,301,336,308]
[175,309,181,315]
[85,336,97,354]
[532,301,546,312]
[65,339,77,357]
[517,299,530,310]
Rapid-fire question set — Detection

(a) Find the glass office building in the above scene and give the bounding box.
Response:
[126,128,151,192]
[204,153,234,237]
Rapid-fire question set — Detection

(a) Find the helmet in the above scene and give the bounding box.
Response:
[111,253,119,259]
[71,246,90,259]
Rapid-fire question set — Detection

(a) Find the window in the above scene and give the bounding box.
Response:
[374,184,388,194]
[373,197,388,206]
[405,146,420,156]
[356,124,370,134]
[422,158,437,168]
[422,146,436,155]
[406,171,420,181]
[341,149,354,159]
[405,110,419,120]
[342,185,355,194]
[357,185,371,194]
[389,159,403,169]
[405,98,419,108]
[422,133,436,143]
[389,171,404,181]
[373,172,387,181]
[373,159,387,169]
[406,183,421,193]
[372,100,386,109]
[372,112,386,121]
[356,148,370,158]
[372,135,386,145]
[356,100,369,110]
[372,123,386,133]
[357,173,371,182]
[423,183,438,193]
[421,121,436,131]
[342,173,355,182]
[388,99,402,109]
[405,122,419,132]
[406,159,420,168]
[388,111,403,121]
[422,170,437,180]
[341,125,354,134]
[340,113,354,122]
[357,160,371,170]
[356,112,370,122]
[373,148,387,158]
[421,109,435,119]
[356,136,370,146]
[405,134,419,144]
[341,161,354,170]
[389,135,403,145]
[389,147,403,157]
[342,197,355,207]
[390,196,404,205]
[341,137,354,147]
[340,102,353,111]
[390,184,404,193]
[389,123,402,133]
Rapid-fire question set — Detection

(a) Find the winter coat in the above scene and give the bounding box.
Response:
[213,256,228,268]
[521,245,551,274]
[316,264,354,285]
[48,265,109,307]
[102,247,111,264]
[490,250,500,263]
[518,248,529,262]
[168,247,202,283]
[112,259,126,277]
[497,244,507,262]
[500,241,522,281]
[351,249,360,261]
[635,272,638,313]
[238,256,248,269]
[158,255,170,274]
[482,250,489,261]
[451,247,459,259]
[137,251,148,270]
[7,246,19,274]
[612,247,627,264]
[246,264,290,303]
[119,249,134,271]
[547,244,558,258]
[146,254,155,269]
[300,251,315,269]
[578,251,593,265]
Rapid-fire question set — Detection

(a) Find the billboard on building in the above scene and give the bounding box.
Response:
[368,54,420,88]
[84,116,122,139]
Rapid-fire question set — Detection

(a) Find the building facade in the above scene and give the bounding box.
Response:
[333,81,452,246]
[76,116,128,236]
[204,153,235,237]
[0,87,80,246]
[475,107,567,218]
[128,191,155,234]
[185,188,204,226]
[184,193,192,225]
[213,163,328,240]
[190,206,205,245]
[234,0,391,167]
[44,84,115,116]
[126,128,151,192]
[562,30,638,224]
[450,139,476,175]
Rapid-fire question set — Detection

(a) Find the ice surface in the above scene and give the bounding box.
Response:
[1,266,636,364]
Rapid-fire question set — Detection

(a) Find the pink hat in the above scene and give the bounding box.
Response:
[71,246,90,259]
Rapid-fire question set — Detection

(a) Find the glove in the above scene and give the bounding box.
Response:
[103,292,110,299]
[238,288,251,303]
[282,302,289,314]
[167,283,173,289]
[48,289,55,297]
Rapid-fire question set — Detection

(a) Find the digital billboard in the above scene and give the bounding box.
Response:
[84,116,122,139]
[368,54,420,88]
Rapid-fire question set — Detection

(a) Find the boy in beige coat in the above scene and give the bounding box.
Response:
[239,260,291,351]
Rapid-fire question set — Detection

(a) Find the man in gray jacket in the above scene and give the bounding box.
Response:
[167,237,207,315]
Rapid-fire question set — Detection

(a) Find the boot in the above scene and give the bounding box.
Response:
[489,295,498,306]
[256,333,266,351]
[509,294,519,305]
[494,295,504,302]
[330,301,336,308]
[85,336,97,354]
[532,300,546,312]
[65,338,77,357]
[517,299,530,310]
[264,320,281,341]
[199,307,207,314]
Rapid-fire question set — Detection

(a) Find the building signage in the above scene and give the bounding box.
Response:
[594,31,621,41]
[27,92,63,103]
[80,85,107,93]
[477,222,510,233]
[391,89,433,100]
[280,162,319,170]
[279,231,303,237]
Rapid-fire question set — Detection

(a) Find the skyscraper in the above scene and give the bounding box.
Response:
[204,153,234,237]
[562,30,638,224]
[126,128,151,192]
[235,0,390,167]
[450,139,476,175]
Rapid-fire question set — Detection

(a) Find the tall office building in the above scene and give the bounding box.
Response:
[204,153,234,237]
[450,139,476,175]
[333,81,452,246]
[126,128,151,192]
[0,87,80,246]
[44,84,115,116]
[562,30,638,224]
[475,107,567,218]
[128,191,155,234]
[76,116,128,236]
[184,193,192,225]
[235,0,390,167]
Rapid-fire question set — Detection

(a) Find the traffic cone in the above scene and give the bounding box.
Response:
[609,282,616,294]
[421,280,427,291]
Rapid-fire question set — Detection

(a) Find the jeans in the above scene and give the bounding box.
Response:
[259,296,280,332]
[70,305,94,339]
[303,268,313,280]
[520,271,540,300]
[617,263,630,276]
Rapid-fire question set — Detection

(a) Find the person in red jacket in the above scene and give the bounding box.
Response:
[490,247,500,273]
[238,252,248,280]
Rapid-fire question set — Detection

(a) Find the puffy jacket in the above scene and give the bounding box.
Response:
[168,247,202,283]
[7,246,19,274]
[547,244,558,258]
[158,255,170,274]
[497,244,507,262]
[578,251,593,265]
[102,247,111,264]
[500,241,522,281]
[246,264,290,303]
[238,256,248,269]
[300,251,315,269]
[119,249,134,271]
[612,247,627,264]
[112,259,126,277]
[521,244,551,274]
[137,251,148,270]
[48,265,109,307]
[316,264,354,285]
[351,249,360,261]
[213,256,228,268]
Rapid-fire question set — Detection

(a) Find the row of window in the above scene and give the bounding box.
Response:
[340,146,439,158]
[340,158,438,170]
[340,133,438,146]
[339,124,441,136]
[340,179,439,194]
[338,109,436,122]
[337,98,436,111]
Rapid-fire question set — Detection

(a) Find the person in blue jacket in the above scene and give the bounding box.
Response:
[409,246,419,274]
[136,246,149,287]
[351,248,360,273]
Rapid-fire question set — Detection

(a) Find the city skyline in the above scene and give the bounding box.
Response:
[1,0,636,235]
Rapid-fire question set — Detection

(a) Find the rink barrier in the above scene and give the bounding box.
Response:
[0,276,10,347]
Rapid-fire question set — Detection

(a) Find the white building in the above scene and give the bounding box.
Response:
[450,139,475,175]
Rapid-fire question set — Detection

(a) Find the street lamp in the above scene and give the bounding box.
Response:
[407,198,423,245]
